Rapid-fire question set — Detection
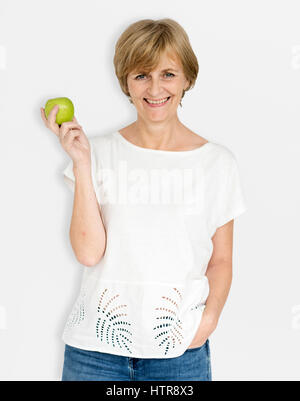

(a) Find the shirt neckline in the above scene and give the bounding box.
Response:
[114,131,213,155]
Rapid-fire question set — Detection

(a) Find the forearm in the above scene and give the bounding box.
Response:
[204,261,233,325]
[69,163,106,266]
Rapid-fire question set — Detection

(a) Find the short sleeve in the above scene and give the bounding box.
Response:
[62,138,102,205]
[215,152,247,228]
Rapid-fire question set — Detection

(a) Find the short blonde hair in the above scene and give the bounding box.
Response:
[113,18,199,103]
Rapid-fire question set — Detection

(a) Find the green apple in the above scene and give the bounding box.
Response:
[44,97,74,125]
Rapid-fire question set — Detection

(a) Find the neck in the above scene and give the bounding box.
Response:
[131,118,186,150]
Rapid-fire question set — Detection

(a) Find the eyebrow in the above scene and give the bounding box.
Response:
[133,68,179,74]
[161,68,179,72]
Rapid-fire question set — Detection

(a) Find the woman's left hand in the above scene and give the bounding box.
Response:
[187,309,218,349]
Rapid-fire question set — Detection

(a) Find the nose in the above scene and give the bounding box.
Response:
[147,76,163,98]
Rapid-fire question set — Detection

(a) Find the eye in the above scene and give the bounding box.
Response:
[135,74,146,80]
[134,72,175,80]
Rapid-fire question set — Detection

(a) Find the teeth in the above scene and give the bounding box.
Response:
[146,97,169,104]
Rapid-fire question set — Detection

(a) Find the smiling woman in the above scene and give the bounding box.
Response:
[60,18,247,382]
[113,18,198,108]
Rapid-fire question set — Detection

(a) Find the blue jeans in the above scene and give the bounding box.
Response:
[61,339,211,381]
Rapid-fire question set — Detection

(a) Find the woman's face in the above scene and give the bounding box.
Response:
[127,51,189,121]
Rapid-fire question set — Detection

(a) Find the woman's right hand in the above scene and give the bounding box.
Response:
[40,104,91,167]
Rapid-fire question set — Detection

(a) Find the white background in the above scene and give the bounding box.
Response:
[0,0,299,380]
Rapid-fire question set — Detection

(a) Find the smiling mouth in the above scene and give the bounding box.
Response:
[143,96,171,106]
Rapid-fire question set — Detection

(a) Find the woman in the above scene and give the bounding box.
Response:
[41,18,247,381]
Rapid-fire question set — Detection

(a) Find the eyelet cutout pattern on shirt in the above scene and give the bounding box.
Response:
[153,287,185,355]
[96,288,133,354]
[190,301,205,311]
[64,287,87,332]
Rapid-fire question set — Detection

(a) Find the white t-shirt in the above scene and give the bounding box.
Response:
[61,131,247,359]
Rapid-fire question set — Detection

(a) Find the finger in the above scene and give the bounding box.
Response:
[40,108,47,124]
[60,120,82,129]
[63,129,80,145]
[60,122,82,138]
[60,123,82,140]
[62,129,82,149]
[47,104,59,126]
[41,107,60,136]
[72,115,79,124]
